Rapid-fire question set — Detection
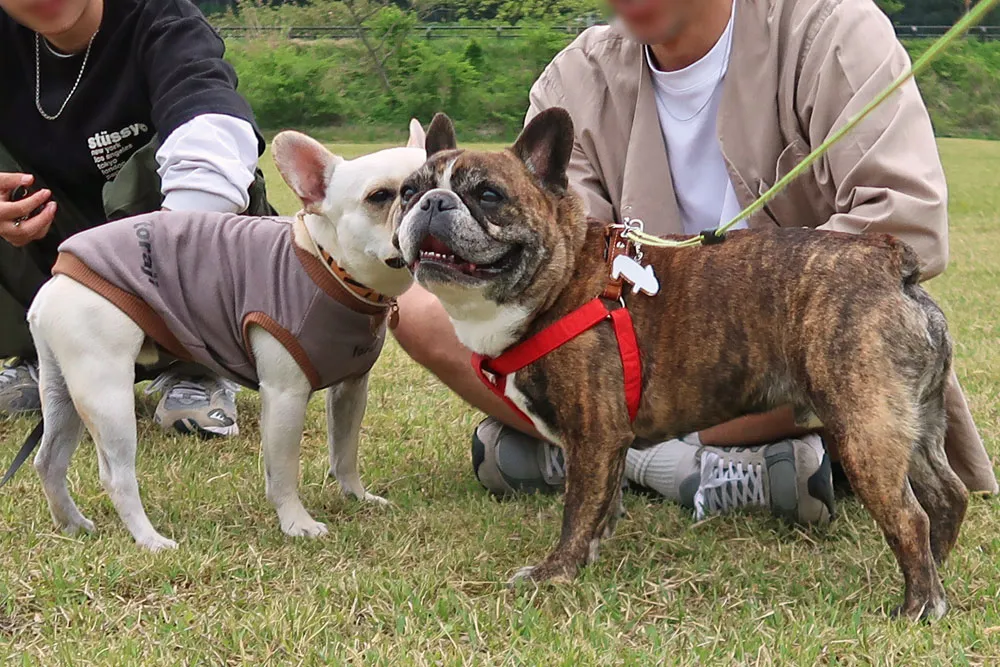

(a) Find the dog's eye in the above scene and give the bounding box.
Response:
[366,189,394,205]
[479,188,504,206]
[400,185,417,206]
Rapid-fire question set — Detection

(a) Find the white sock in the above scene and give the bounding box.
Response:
[624,434,702,504]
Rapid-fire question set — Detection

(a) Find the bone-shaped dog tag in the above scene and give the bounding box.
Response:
[611,254,659,297]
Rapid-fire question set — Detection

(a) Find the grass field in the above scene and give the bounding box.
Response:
[0,138,998,665]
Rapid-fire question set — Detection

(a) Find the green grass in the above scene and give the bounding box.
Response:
[1,139,999,664]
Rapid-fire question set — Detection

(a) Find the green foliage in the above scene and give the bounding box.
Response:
[877,0,906,15]
[226,41,348,126]
[462,38,484,70]
[905,37,1000,139]
[223,25,1000,141]
[201,0,1000,28]
[893,0,1000,25]
[210,0,352,28]
[203,0,606,25]
[225,26,574,135]
[448,0,604,24]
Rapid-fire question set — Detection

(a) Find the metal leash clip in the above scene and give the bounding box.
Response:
[621,216,646,262]
[610,215,659,297]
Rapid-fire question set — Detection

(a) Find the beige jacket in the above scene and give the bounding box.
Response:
[526,0,997,492]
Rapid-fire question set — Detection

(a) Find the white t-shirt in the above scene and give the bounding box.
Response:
[646,2,747,236]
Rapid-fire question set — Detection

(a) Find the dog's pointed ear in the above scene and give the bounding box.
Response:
[406,118,426,149]
[425,113,457,157]
[511,107,574,193]
[272,130,344,213]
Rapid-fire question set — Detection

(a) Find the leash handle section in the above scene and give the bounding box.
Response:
[624,0,1000,250]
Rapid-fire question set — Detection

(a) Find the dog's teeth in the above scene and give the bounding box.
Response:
[419,250,462,264]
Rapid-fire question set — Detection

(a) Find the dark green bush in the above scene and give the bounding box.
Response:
[227,42,349,127]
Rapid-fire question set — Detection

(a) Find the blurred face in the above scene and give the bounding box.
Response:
[606,0,701,44]
[0,0,94,38]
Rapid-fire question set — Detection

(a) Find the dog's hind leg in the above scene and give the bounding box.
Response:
[901,298,967,566]
[905,365,967,566]
[36,277,176,551]
[32,337,92,535]
[831,413,946,621]
[71,352,176,551]
[908,432,968,567]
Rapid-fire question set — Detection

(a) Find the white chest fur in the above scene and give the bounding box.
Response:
[435,285,532,358]
[502,371,565,447]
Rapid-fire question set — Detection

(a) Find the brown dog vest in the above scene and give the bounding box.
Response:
[52,211,390,390]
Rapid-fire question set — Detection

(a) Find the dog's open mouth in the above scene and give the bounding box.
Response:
[414,235,517,279]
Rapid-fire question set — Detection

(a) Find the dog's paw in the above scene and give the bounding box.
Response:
[281,517,329,538]
[507,559,578,588]
[137,533,178,552]
[359,492,391,507]
[890,596,948,623]
[59,516,96,536]
[507,566,538,587]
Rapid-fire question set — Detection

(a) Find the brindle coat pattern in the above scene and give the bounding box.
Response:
[396,110,969,621]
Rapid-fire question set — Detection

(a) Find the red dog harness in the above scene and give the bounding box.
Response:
[471,227,643,427]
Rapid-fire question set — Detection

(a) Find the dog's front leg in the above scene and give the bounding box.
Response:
[326,374,387,505]
[511,431,632,586]
[251,327,327,538]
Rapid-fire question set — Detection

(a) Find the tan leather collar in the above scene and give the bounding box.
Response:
[312,242,394,307]
[292,215,399,329]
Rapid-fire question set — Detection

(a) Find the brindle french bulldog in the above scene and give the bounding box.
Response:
[394,108,968,621]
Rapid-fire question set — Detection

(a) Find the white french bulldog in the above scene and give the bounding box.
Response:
[23,121,427,551]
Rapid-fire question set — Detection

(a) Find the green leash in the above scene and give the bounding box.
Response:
[623,0,1000,249]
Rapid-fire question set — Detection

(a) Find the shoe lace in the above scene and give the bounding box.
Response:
[145,371,240,401]
[542,442,565,481]
[0,358,38,386]
[693,450,766,521]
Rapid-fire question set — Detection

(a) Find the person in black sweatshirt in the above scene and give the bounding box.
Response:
[0,0,275,437]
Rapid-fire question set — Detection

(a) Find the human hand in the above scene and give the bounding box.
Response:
[0,173,57,247]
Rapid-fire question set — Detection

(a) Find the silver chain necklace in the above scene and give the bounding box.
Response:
[34,30,98,121]
[654,17,735,124]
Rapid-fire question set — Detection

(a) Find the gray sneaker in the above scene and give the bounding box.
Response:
[146,372,240,438]
[471,417,565,496]
[684,435,836,525]
[0,358,40,415]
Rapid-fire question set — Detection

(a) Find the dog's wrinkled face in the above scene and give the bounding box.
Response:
[396,110,582,327]
[272,121,427,297]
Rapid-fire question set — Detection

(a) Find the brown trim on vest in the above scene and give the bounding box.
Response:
[292,243,388,327]
[51,252,193,362]
[242,312,322,390]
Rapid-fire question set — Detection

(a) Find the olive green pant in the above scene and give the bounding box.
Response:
[0,138,276,359]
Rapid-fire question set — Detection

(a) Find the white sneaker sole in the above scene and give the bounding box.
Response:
[162,416,240,439]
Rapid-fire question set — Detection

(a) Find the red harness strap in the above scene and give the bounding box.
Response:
[471,297,643,427]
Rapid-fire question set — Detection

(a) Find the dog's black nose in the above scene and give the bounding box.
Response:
[420,192,458,213]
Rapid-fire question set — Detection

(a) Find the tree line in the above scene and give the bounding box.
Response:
[196,0,1000,27]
